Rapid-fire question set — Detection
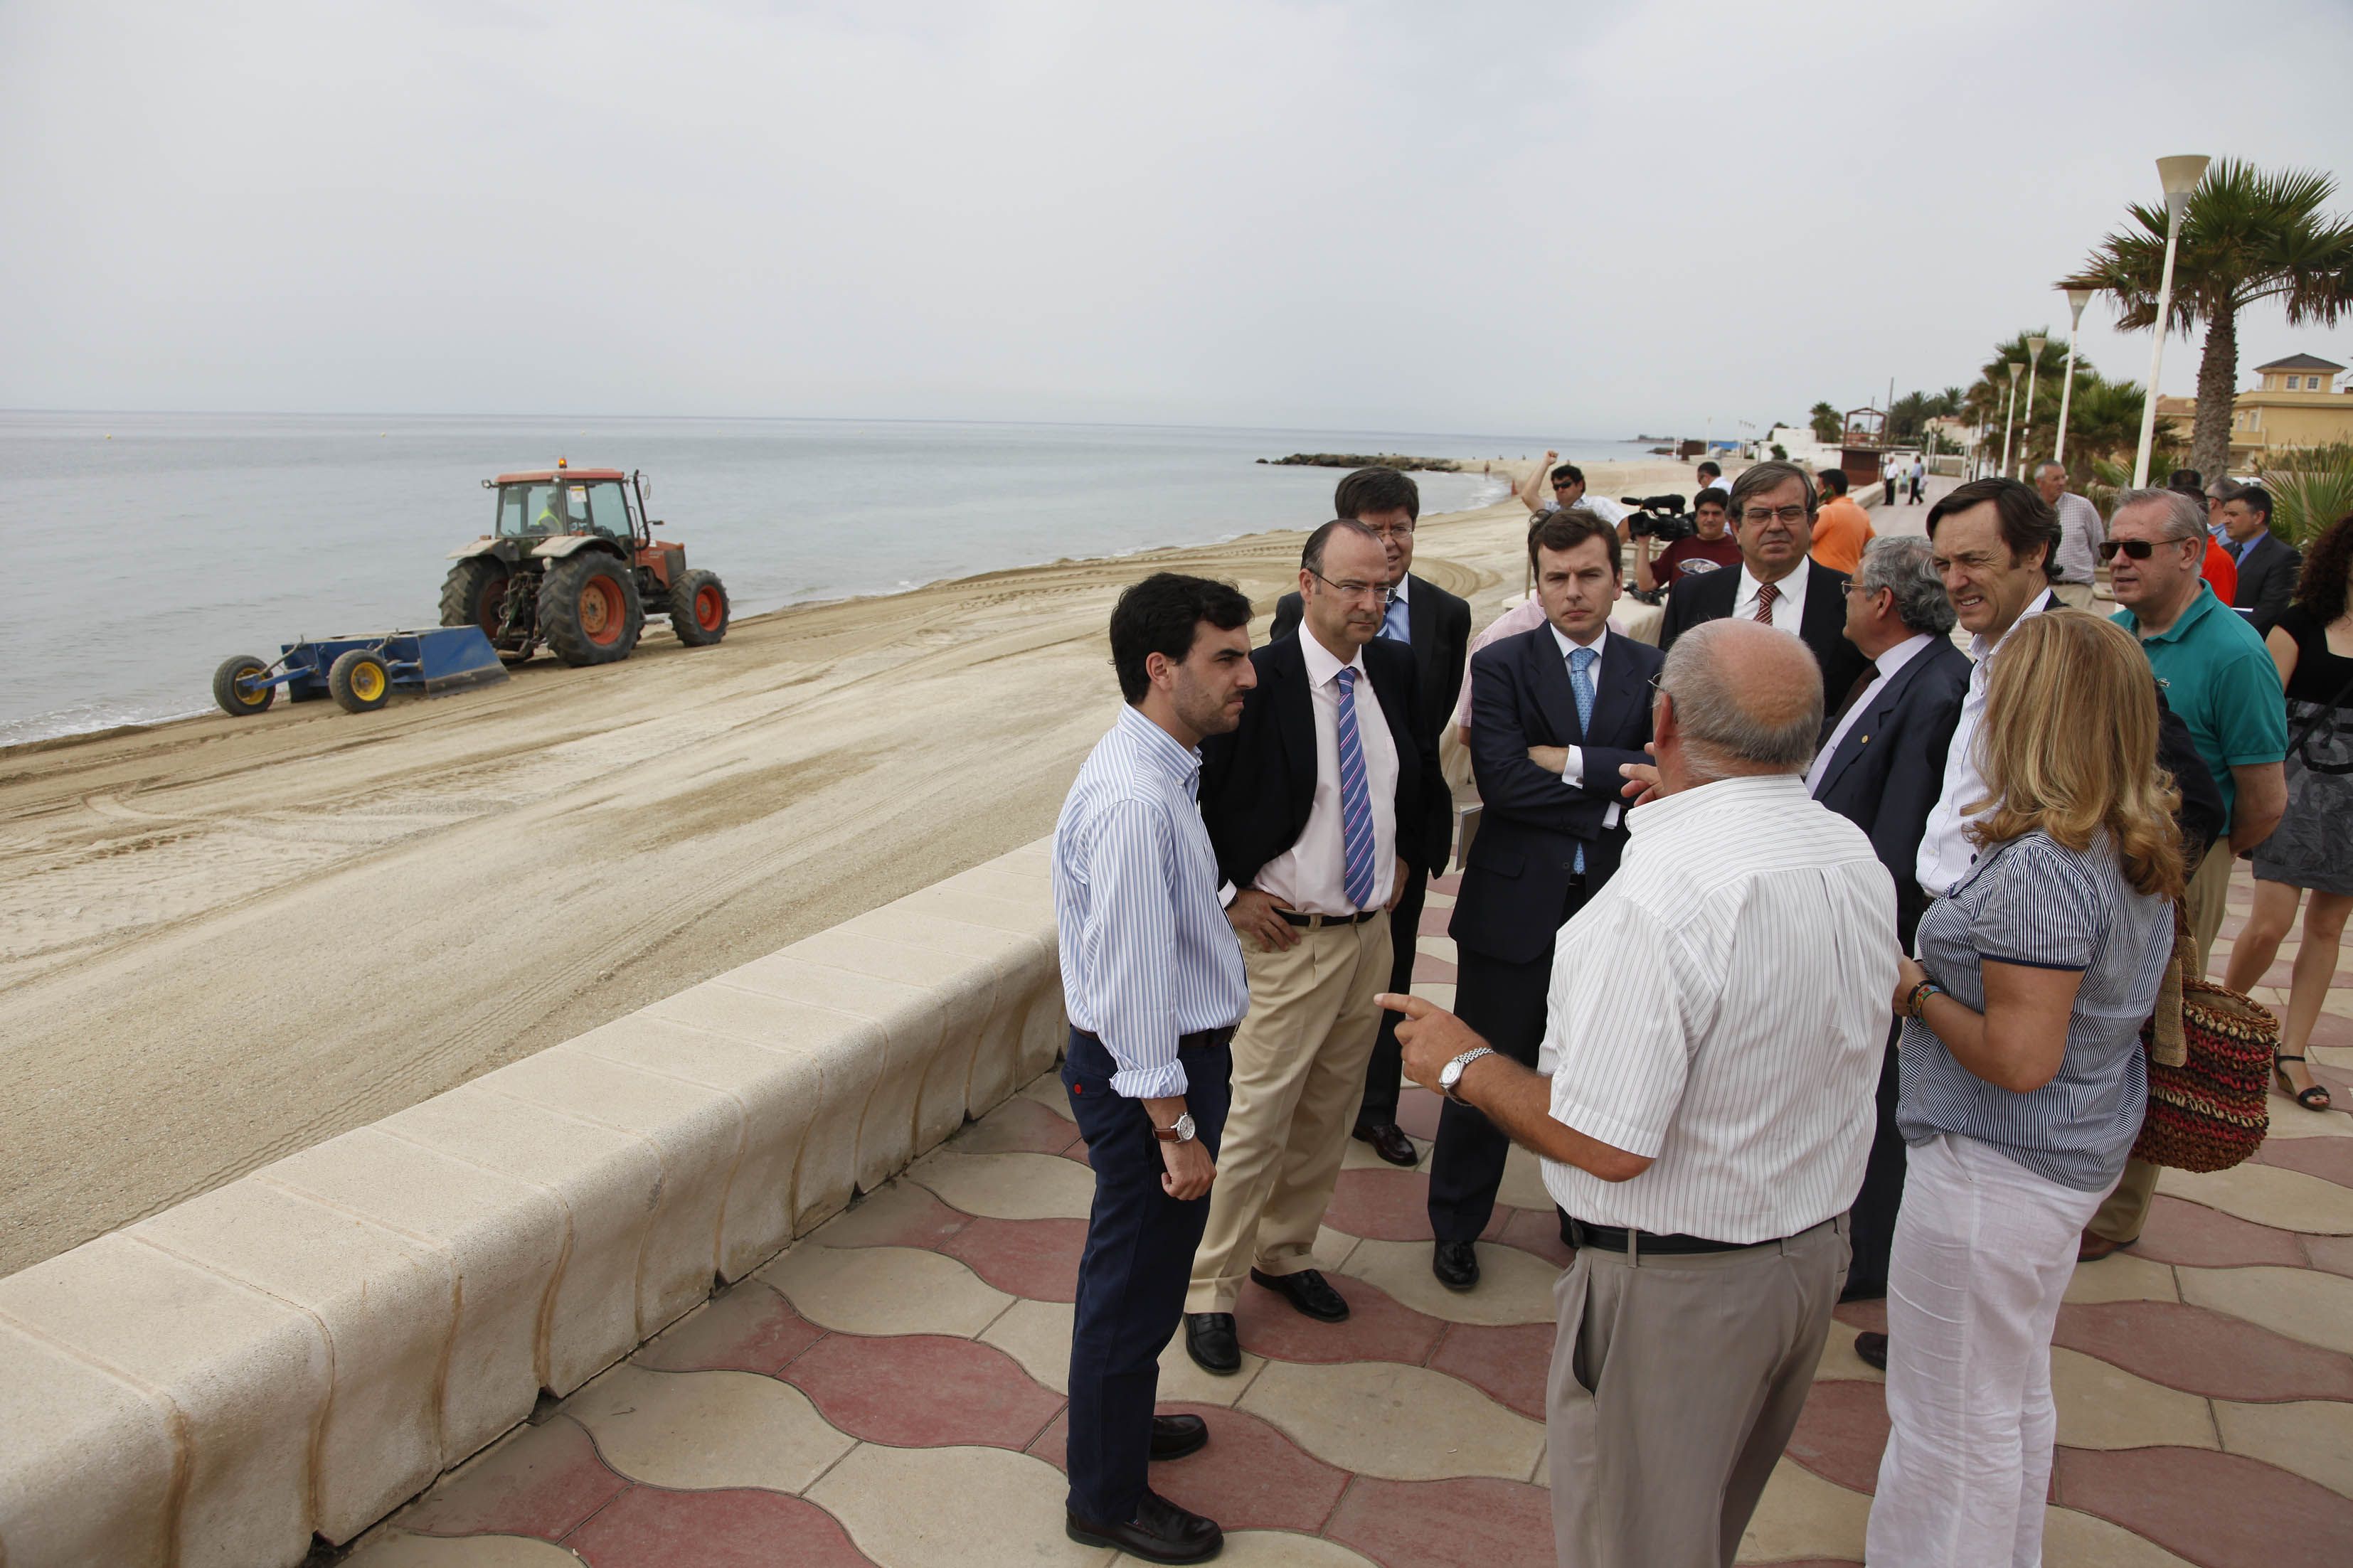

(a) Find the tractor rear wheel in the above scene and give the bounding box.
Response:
[440,558,514,644]
[670,569,730,646]
[213,655,275,716]
[327,649,393,713]
[539,554,643,666]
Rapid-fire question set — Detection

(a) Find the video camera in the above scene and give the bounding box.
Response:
[1620,494,1697,543]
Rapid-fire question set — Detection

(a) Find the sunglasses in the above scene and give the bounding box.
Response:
[2097,538,2191,561]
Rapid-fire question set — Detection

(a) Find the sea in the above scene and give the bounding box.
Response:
[0,412,1654,747]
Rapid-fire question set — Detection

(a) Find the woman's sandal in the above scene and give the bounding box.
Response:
[2275,1052,2334,1112]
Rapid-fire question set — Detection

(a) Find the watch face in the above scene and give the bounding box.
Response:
[1174,1114,1195,1140]
[1439,1060,1462,1089]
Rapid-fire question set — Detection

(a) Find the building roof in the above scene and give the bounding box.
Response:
[2253,353,2344,373]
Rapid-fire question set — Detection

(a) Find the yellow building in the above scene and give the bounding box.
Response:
[2226,353,2353,462]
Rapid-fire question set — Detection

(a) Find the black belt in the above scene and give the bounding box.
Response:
[1276,907,1381,927]
[1074,1026,1235,1052]
[1568,1217,1792,1256]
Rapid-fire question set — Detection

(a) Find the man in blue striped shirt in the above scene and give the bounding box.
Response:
[1053,572,1256,1564]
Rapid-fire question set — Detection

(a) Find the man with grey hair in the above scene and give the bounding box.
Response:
[2034,459,2106,608]
[1380,619,1897,1567]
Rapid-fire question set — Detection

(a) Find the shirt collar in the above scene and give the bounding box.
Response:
[1870,631,1934,682]
[1549,622,1607,660]
[1115,703,1202,785]
[1299,627,1367,688]
[1627,772,1809,835]
[2123,580,2221,646]
[1971,588,2053,664]
[1388,574,1412,604]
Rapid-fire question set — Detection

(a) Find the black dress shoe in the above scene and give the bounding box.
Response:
[1432,1240,1480,1292]
[1839,1276,1886,1304]
[1852,1330,1889,1372]
[1249,1266,1349,1322]
[1149,1413,1208,1461]
[1067,1489,1223,1563]
[1184,1312,1241,1375]
[1352,1119,1420,1168]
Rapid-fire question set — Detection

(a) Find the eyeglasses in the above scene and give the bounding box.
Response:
[1361,522,1415,540]
[2098,538,2194,561]
[1309,569,1389,601]
[1739,506,1809,527]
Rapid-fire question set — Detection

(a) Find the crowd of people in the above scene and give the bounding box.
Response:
[1046,457,2346,1566]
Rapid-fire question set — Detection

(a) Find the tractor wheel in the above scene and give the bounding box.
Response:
[213,655,275,716]
[538,554,643,666]
[440,558,513,644]
[327,649,393,713]
[669,569,730,646]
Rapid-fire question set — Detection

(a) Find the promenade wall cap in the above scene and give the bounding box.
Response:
[785,927,1007,1151]
[0,1322,178,1567]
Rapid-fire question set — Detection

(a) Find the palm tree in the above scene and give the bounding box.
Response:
[2065,159,2353,481]
[1808,402,1842,444]
[1962,331,2065,469]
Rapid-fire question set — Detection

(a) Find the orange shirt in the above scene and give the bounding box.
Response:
[2201,533,2238,603]
[1810,496,1877,575]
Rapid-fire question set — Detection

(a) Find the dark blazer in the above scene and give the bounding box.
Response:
[1812,637,1972,946]
[1658,557,1870,704]
[1198,633,1443,891]
[1448,626,1664,966]
[2231,533,2302,636]
[1271,572,1472,862]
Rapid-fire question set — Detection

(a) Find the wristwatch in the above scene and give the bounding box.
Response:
[1438,1047,1497,1104]
[1153,1113,1198,1144]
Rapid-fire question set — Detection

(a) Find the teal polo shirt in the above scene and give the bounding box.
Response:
[2113,583,2286,830]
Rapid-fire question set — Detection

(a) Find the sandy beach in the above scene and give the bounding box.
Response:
[0,456,1703,1275]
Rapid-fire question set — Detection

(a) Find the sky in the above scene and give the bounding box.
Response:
[5,0,2353,438]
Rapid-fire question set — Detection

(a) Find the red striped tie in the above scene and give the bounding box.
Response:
[1754,582,1780,624]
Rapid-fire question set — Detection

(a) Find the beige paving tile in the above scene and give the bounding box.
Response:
[2155,1162,2353,1234]
[1128,1532,1376,1565]
[1733,1457,1869,1564]
[1018,1072,1078,1120]
[2063,1252,2180,1304]
[2213,1397,2353,1498]
[1343,1238,1558,1325]
[809,1443,1113,1567]
[2037,1504,2203,1565]
[2177,1264,2353,1355]
[2257,1087,2353,1138]
[2309,1043,2353,1069]
[811,1180,960,1249]
[1313,1225,1361,1273]
[1237,1359,1542,1481]
[2050,1348,2216,1450]
[1414,981,1457,1010]
[1419,935,1459,966]
[980,1298,1077,1394]
[562,1363,851,1492]
[1498,1145,1553,1212]
[760,1244,1012,1337]
[1157,1324,1268,1407]
[1817,1318,1885,1385]
[913,1151,1098,1220]
[345,1532,585,1566]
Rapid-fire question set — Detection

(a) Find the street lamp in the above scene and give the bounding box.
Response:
[1999,360,2023,480]
[2132,153,2210,489]
[2054,287,2093,466]
[2019,336,2046,477]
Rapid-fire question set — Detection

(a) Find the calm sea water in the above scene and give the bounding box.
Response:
[0,412,1650,745]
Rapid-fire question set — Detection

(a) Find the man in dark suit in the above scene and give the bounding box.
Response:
[1659,459,1869,705]
[1426,508,1664,1291]
[1185,520,1444,1372]
[1270,468,1471,1169]
[1805,535,1971,1304]
[2221,486,2302,635]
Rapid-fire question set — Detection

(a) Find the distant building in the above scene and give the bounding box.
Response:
[2160,353,2353,470]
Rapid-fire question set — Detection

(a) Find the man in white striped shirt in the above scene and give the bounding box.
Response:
[1052,572,1256,1564]
[1383,619,1897,1568]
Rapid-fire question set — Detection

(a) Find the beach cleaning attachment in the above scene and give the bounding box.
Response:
[212,626,508,717]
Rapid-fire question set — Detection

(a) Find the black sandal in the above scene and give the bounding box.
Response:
[2275,1052,2334,1111]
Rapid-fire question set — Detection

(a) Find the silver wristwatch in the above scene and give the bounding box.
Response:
[1153,1112,1198,1144]
[1439,1047,1496,1104]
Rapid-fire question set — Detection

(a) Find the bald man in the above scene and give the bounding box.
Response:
[1381,621,1897,1567]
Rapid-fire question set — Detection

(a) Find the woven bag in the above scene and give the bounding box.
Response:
[2130,909,2274,1173]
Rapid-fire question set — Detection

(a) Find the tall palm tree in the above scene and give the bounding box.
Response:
[2065,159,2353,481]
[1962,331,2064,468]
[1808,401,1842,443]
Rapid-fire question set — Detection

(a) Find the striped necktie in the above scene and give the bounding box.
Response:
[1334,667,1377,910]
[1754,581,1780,624]
[1568,646,1597,874]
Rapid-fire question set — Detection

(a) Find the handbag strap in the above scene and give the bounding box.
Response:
[2286,666,2353,755]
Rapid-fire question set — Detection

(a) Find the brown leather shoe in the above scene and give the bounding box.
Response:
[2078,1230,2133,1262]
[1067,1489,1223,1562]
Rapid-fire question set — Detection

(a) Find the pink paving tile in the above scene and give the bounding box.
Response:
[947,1095,1087,1156]
[1236,1272,1446,1367]
[822,1185,973,1251]
[633,1279,824,1375]
[1427,1322,1553,1422]
[2051,1446,2353,1568]
[1783,1379,1890,1495]
[1029,1402,1352,1535]
[2250,1136,2353,1188]
[2128,1194,2310,1270]
[940,1215,1088,1303]
[565,1485,875,1567]
[2307,1010,2352,1050]
[1395,1087,1444,1142]
[2050,1300,2353,1402]
[1414,954,1459,983]
[1494,1206,1575,1269]
[1323,1169,1521,1246]
[1324,1475,1558,1568]
[2301,1232,2353,1280]
[400,1415,627,1540]
[1419,905,1453,938]
[783,1332,1064,1450]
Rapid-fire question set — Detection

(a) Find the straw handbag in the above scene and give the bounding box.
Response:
[2130,905,2274,1173]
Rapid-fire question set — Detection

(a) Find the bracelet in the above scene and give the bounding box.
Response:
[1904,980,1945,1022]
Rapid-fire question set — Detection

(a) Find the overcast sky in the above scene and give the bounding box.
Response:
[5,0,2352,437]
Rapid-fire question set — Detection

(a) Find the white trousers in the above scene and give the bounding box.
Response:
[1866,1133,2110,1568]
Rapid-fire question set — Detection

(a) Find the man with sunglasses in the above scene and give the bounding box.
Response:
[1517,452,1629,533]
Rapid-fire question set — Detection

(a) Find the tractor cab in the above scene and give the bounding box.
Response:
[490,467,643,545]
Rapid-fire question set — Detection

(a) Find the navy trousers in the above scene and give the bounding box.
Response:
[1063,1027,1233,1525]
[1355,863,1428,1126]
[1425,942,1556,1243]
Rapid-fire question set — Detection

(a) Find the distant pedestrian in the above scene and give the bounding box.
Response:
[1908,454,1926,505]
[2221,486,2300,634]
[1884,453,1900,507]
[2034,460,2107,609]
[1811,466,1879,577]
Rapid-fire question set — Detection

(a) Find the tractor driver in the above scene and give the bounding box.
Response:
[533,484,569,533]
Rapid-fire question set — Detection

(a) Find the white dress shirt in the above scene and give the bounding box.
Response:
[1733,562,1809,633]
[1541,493,1628,527]
[1539,774,1897,1242]
[1804,631,1933,794]
[1548,623,1622,829]
[1915,593,2054,897]
[1253,630,1400,915]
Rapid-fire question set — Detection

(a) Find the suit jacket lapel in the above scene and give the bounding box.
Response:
[1270,636,1317,824]
[1406,573,1437,686]
[1583,630,1641,745]
[1802,560,1846,643]
[1526,628,1582,743]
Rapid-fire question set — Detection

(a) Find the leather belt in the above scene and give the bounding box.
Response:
[1568,1217,1773,1256]
[1276,907,1381,927]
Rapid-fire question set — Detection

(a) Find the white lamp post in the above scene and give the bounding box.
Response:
[2054,287,2093,466]
[2132,154,2210,489]
[2019,335,2046,477]
[1999,360,2023,480]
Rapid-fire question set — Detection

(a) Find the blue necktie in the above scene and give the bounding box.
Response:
[1335,667,1378,909]
[1380,591,1411,644]
[1568,646,1597,874]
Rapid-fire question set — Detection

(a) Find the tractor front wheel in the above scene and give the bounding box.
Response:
[670,569,730,646]
[327,649,393,713]
[539,554,643,667]
[213,655,275,716]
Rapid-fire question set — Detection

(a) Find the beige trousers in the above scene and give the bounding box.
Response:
[2051,581,2098,609]
[1549,1217,1849,1567]
[1186,912,1391,1313]
[2184,839,2234,978]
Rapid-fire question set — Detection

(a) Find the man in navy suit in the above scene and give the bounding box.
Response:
[1426,508,1664,1290]
[2221,486,2302,636]
[1806,535,1972,1303]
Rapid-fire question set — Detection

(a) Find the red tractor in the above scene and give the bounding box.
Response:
[440,463,731,666]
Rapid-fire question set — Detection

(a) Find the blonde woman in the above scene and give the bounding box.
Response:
[1867,612,2185,1567]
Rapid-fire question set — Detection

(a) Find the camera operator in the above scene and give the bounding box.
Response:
[1632,487,1742,597]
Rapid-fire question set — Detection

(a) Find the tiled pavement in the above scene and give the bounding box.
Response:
[348,863,2353,1567]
